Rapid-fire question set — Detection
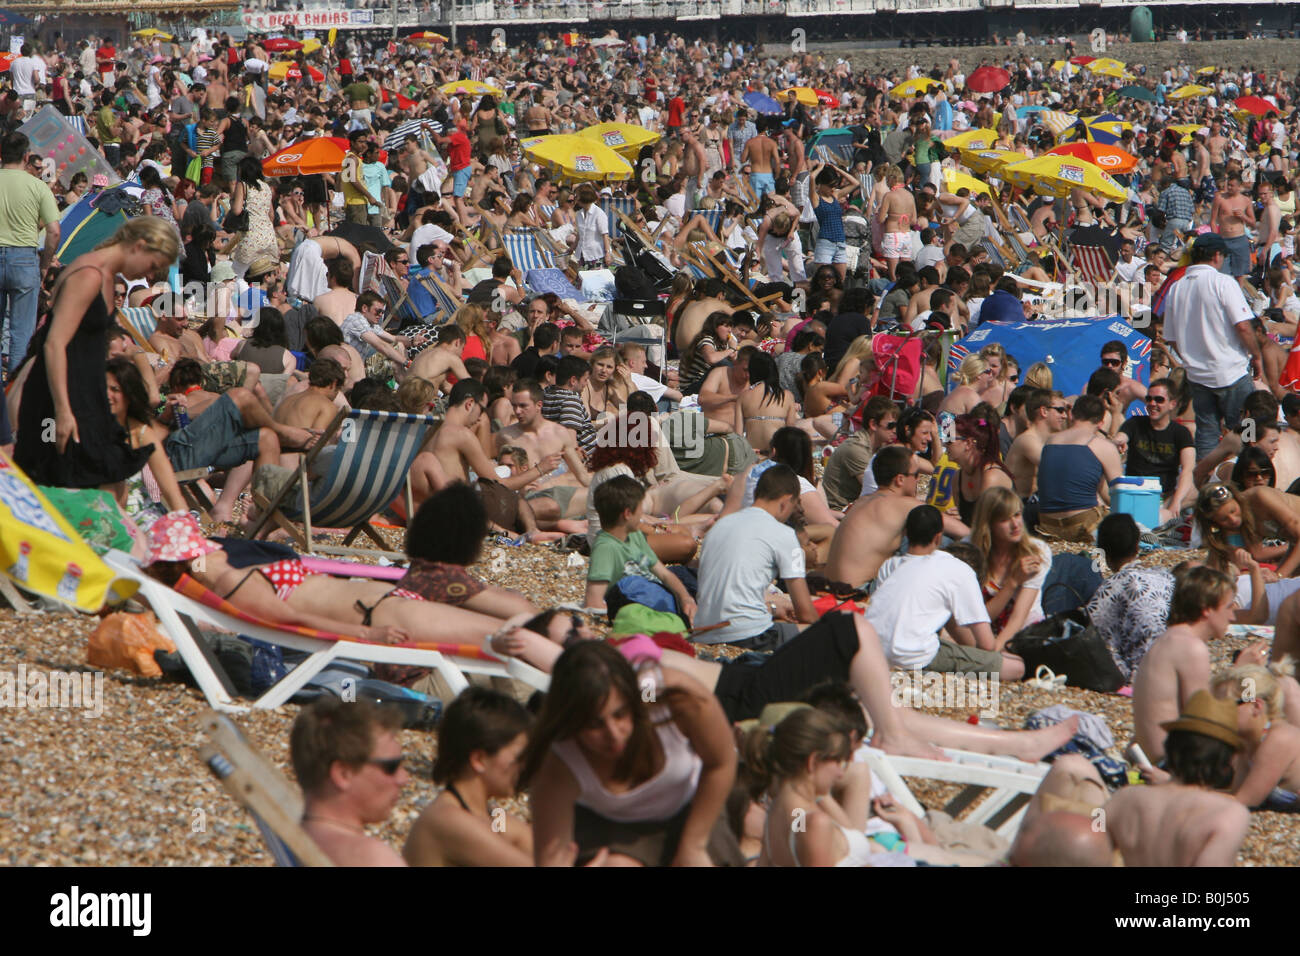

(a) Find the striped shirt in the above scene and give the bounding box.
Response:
[196,127,222,169]
[542,386,596,454]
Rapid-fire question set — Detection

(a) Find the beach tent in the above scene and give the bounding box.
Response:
[55,184,144,265]
[948,316,1150,407]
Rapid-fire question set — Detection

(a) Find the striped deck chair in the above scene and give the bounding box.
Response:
[695,208,725,237]
[199,711,332,866]
[416,270,466,322]
[1066,242,1115,286]
[600,195,636,242]
[244,408,433,559]
[980,237,1010,270]
[501,226,556,272]
[104,550,548,714]
[117,306,158,351]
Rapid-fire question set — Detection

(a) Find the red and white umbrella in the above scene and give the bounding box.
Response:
[815,89,841,107]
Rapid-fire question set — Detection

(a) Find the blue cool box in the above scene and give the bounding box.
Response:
[1110,476,1162,530]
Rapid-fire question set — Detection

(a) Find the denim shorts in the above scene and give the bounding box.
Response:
[814,238,849,265]
[452,165,473,197]
[164,394,261,473]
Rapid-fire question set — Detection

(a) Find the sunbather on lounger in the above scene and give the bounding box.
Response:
[139,512,547,648]
[290,697,409,866]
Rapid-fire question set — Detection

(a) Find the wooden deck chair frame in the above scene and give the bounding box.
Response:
[116,306,160,353]
[105,550,549,714]
[615,208,679,279]
[454,222,501,268]
[681,243,784,312]
[244,407,421,560]
[420,270,468,321]
[199,710,333,866]
[860,747,1050,840]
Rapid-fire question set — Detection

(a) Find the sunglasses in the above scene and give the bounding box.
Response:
[368,755,405,775]
[1146,395,1168,405]
[1204,484,1233,507]
[1051,405,1069,413]
[1101,357,1123,368]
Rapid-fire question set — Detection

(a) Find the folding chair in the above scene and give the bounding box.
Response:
[860,747,1050,840]
[413,271,464,324]
[501,226,558,272]
[116,306,159,352]
[198,710,333,866]
[1065,242,1116,287]
[600,195,637,243]
[105,550,549,713]
[245,407,433,559]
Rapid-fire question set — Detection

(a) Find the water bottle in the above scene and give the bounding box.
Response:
[173,396,190,429]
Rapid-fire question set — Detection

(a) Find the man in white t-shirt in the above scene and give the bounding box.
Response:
[1162,232,1263,460]
[865,535,1026,680]
[9,46,45,102]
[694,464,818,649]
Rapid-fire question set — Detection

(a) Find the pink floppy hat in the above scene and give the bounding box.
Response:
[145,512,221,566]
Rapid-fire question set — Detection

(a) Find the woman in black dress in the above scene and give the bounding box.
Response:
[15,218,180,497]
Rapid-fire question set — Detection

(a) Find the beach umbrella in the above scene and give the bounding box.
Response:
[941,167,992,197]
[131,28,173,40]
[439,79,505,97]
[383,118,444,150]
[56,185,141,264]
[1168,123,1201,145]
[379,88,418,111]
[943,128,998,150]
[1047,142,1138,174]
[1167,84,1213,100]
[1235,95,1275,116]
[1069,56,1095,65]
[1090,64,1130,80]
[1085,58,1126,74]
[1049,61,1075,75]
[269,62,324,83]
[815,89,841,107]
[588,36,626,48]
[806,127,856,163]
[0,454,141,613]
[1117,85,1157,102]
[301,39,323,54]
[743,91,782,115]
[778,87,820,107]
[262,37,302,52]
[408,31,448,43]
[1000,154,1127,202]
[1034,109,1079,138]
[263,136,349,177]
[957,147,1026,176]
[521,133,633,182]
[1197,66,1219,75]
[890,77,941,98]
[967,66,1011,94]
[577,122,660,160]
[0,52,14,73]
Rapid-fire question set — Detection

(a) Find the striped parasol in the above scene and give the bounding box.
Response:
[383,119,444,151]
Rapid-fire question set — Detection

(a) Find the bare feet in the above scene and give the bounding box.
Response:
[1013,715,1079,763]
[277,425,322,452]
[873,731,948,762]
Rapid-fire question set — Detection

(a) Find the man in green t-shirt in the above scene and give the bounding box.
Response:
[345,72,377,127]
[584,475,695,621]
[0,130,61,375]
[95,89,122,167]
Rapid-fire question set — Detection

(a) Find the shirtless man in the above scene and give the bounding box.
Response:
[697,345,751,433]
[1106,691,1252,867]
[673,277,732,354]
[408,324,471,395]
[291,698,409,867]
[274,358,345,467]
[401,132,444,201]
[411,379,550,538]
[1257,178,1282,262]
[496,379,590,530]
[319,344,364,392]
[1006,388,1068,499]
[1131,567,1236,764]
[1010,755,1117,867]
[204,75,228,112]
[824,447,922,589]
[1206,119,1229,180]
[877,166,917,280]
[1210,174,1257,286]
[149,307,205,364]
[314,258,358,326]
[287,236,360,308]
[1098,340,1147,408]
[740,121,779,202]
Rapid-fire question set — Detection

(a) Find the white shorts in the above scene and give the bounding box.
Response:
[881,230,910,259]
[1236,574,1300,626]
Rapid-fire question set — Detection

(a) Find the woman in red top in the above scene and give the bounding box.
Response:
[454,303,492,363]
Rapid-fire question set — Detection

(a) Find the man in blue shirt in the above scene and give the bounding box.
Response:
[977,276,1028,325]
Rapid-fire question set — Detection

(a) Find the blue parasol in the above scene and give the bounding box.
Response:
[743,91,782,115]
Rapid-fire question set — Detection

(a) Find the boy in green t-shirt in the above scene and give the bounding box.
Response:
[584,475,696,622]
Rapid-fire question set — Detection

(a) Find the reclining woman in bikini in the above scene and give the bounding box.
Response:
[140,511,547,647]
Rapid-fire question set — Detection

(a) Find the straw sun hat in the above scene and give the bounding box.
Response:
[1160,690,1245,751]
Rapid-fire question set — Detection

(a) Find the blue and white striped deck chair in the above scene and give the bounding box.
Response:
[600,195,636,242]
[696,208,725,238]
[814,143,853,166]
[246,408,436,559]
[416,271,464,322]
[684,241,712,280]
[67,115,88,137]
[199,711,332,867]
[501,227,556,272]
[539,202,558,222]
[117,306,158,352]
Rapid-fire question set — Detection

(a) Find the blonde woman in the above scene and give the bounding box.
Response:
[831,334,874,396]
[581,346,631,423]
[978,342,1014,410]
[939,354,992,416]
[15,217,180,494]
[970,486,1052,646]
[1024,361,1053,390]
[1211,660,1300,810]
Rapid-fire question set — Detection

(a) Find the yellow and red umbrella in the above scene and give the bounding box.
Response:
[1047,142,1138,174]
[407,31,448,43]
[957,147,1026,176]
[439,79,505,98]
[269,61,324,83]
[263,136,349,177]
[1235,95,1276,116]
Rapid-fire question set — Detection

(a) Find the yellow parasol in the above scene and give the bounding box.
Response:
[1196,66,1219,76]
[957,147,1027,176]
[1085,58,1127,74]
[131,28,174,40]
[1167,85,1213,101]
[890,77,942,98]
[439,79,506,98]
[576,122,661,160]
[301,39,323,54]
[778,87,820,107]
[1169,123,1201,145]
[1000,154,1127,202]
[521,133,634,182]
[1090,64,1131,80]
[942,167,992,197]
[943,128,999,150]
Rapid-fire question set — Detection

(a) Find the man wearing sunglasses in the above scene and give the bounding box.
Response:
[1120,377,1195,525]
[1006,387,1069,504]
[1097,339,1147,409]
[292,697,410,866]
